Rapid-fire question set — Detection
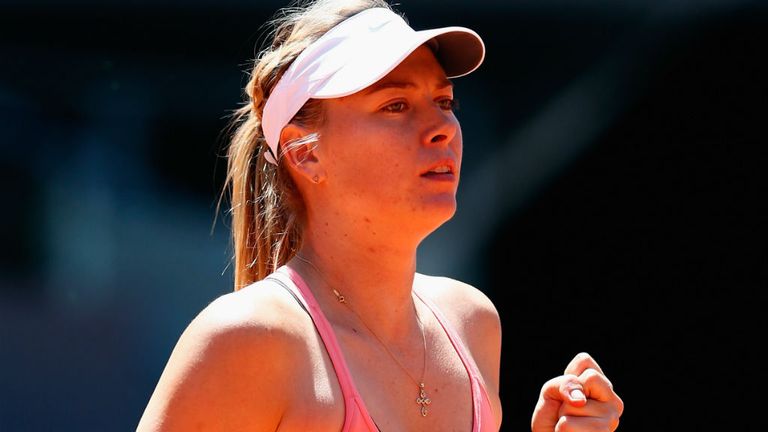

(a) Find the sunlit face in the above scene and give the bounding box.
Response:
[313,45,463,238]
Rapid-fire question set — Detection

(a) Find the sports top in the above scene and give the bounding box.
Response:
[266,265,497,432]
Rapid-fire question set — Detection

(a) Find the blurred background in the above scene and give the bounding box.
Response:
[1,0,765,430]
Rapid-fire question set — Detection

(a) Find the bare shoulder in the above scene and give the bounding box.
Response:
[413,273,501,368]
[414,273,500,328]
[414,273,503,424]
[137,280,311,431]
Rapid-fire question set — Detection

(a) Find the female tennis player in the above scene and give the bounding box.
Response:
[137,1,623,430]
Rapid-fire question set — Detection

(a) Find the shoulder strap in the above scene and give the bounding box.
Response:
[267,266,380,432]
[413,290,488,431]
[264,276,310,315]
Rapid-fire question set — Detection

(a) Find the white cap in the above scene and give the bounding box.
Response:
[261,7,486,164]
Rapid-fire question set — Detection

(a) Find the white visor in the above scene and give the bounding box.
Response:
[261,7,485,164]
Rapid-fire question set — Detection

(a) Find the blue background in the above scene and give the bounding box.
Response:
[2,0,765,430]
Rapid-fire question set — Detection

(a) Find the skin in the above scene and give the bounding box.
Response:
[137,45,623,431]
[531,353,624,432]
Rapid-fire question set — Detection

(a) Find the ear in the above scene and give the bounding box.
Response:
[279,123,326,184]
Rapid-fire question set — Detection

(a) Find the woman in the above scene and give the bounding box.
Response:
[138,0,623,431]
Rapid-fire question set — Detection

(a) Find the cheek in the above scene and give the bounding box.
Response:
[323,127,395,185]
[454,125,463,161]
[340,142,410,188]
[326,118,413,170]
[331,143,418,208]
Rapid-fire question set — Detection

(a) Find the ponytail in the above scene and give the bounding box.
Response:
[220,0,394,290]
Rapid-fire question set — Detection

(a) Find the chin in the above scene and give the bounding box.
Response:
[383,194,458,239]
[416,194,458,230]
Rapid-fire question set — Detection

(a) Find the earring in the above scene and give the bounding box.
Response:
[312,175,320,183]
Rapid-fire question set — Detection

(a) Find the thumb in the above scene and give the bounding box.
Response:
[545,374,587,407]
[532,375,585,432]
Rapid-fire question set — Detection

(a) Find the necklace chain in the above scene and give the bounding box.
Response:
[294,254,432,416]
[330,287,428,389]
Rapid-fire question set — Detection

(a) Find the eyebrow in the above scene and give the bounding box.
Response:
[362,78,454,95]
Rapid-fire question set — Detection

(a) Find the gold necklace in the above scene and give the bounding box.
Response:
[294,254,432,417]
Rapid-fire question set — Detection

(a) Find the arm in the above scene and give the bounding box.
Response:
[136,288,304,431]
[531,352,624,432]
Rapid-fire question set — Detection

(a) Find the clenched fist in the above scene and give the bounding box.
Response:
[531,353,624,432]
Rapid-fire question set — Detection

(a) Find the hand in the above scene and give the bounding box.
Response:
[531,352,624,432]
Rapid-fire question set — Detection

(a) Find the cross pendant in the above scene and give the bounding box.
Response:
[415,382,431,417]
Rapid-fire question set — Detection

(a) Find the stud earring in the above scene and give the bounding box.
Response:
[312,175,320,183]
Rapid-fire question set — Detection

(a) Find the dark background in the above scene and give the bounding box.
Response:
[1,0,765,431]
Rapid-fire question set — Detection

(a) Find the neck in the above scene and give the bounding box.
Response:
[289,217,422,340]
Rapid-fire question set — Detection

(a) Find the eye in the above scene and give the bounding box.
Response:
[382,101,408,113]
[438,97,459,111]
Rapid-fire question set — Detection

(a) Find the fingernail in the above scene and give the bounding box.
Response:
[570,389,586,401]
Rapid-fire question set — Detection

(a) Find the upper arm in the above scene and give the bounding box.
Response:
[137,289,304,431]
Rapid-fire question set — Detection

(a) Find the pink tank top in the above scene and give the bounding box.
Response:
[267,266,497,432]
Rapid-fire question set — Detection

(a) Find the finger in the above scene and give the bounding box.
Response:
[579,367,615,402]
[559,371,625,419]
[558,398,619,420]
[532,375,584,432]
[532,376,567,432]
[563,352,605,376]
[540,375,588,407]
[555,414,620,432]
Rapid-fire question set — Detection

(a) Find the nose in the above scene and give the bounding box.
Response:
[421,105,459,148]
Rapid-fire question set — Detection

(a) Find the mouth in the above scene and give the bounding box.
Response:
[420,160,457,180]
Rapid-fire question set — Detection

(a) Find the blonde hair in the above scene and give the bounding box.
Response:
[221,0,395,290]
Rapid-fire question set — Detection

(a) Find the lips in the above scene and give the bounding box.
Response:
[425,165,452,174]
[420,159,457,179]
